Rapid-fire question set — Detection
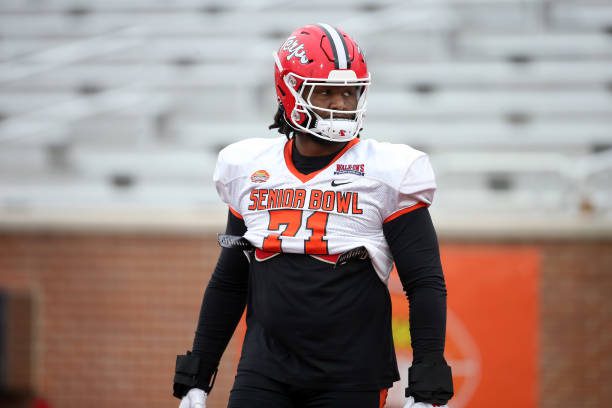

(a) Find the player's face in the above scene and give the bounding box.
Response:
[304,85,359,119]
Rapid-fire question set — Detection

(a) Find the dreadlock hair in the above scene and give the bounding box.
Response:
[269,104,295,140]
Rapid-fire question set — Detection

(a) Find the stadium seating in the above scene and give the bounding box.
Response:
[0,0,611,224]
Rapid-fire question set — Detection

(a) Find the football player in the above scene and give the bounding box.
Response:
[174,23,453,408]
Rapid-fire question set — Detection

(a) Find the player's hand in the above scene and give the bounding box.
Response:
[403,396,448,408]
[178,388,207,408]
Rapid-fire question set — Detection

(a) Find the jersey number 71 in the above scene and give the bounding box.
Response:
[262,209,329,254]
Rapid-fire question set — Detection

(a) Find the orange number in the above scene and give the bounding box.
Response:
[305,211,329,254]
[262,209,302,252]
[262,210,330,254]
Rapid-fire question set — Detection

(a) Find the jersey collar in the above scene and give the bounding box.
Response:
[283,137,360,183]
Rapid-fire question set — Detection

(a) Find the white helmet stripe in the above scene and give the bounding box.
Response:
[317,23,349,69]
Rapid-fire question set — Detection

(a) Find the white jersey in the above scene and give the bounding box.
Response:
[213,136,436,284]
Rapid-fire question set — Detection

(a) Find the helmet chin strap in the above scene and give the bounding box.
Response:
[312,118,359,142]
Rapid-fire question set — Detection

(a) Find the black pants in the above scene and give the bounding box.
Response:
[228,370,387,408]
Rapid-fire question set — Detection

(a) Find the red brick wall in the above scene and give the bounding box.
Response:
[539,242,612,408]
[0,232,610,407]
[0,232,236,408]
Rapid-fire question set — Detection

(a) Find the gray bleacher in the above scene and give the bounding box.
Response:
[0,0,611,229]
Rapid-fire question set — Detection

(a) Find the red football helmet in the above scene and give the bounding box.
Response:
[273,23,370,142]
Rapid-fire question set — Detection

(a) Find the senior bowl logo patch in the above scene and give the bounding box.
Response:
[251,169,270,183]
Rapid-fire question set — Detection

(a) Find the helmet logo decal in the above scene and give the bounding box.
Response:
[281,36,310,64]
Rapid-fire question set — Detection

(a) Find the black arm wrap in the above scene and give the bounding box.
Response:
[173,351,217,399]
[405,360,454,404]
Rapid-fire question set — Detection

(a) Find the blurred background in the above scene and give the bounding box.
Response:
[0,0,610,407]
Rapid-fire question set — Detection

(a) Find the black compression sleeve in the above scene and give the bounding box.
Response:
[189,210,249,392]
[383,206,453,404]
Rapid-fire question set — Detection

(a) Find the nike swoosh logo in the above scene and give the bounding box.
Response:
[331,180,352,187]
